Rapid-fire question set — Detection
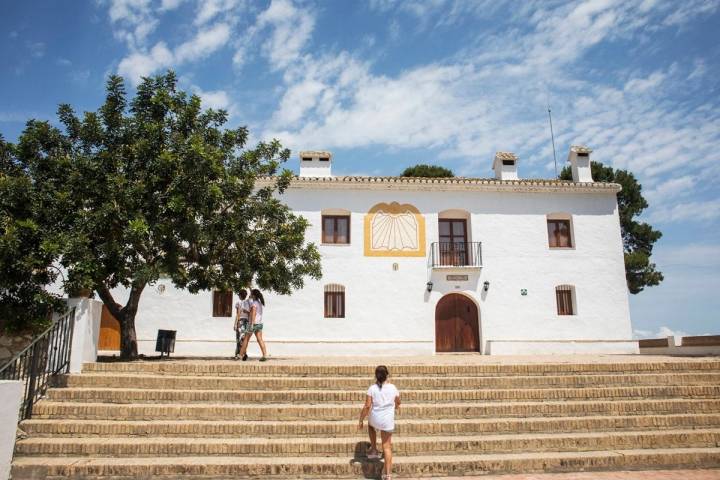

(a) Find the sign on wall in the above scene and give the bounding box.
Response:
[364,201,426,257]
[446,275,469,281]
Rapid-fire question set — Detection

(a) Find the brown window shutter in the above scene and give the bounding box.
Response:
[213,290,233,317]
[324,284,346,318]
[555,285,574,315]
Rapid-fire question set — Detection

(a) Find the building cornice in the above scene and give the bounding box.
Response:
[258,176,621,194]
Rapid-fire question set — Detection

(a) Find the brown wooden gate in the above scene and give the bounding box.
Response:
[435,293,479,352]
[98,305,121,351]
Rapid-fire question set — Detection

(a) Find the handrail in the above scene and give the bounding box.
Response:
[0,307,76,420]
[430,242,482,267]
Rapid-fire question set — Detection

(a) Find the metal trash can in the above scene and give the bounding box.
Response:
[155,329,176,358]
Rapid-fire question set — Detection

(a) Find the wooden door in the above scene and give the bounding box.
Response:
[98,305,121,351]
[435,294,479,352]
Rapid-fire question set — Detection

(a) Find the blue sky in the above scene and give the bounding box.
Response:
[1,0,719,338]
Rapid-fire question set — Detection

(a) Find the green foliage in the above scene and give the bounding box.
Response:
[401,164,454,178]
[0,136,65,333]
[13,71,322,358]
[560,161,663,294]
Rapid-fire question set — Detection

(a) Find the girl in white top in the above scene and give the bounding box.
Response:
[239,289,268,362]
[358,365,400,480]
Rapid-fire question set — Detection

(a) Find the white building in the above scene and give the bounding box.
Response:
[100,146,636,356]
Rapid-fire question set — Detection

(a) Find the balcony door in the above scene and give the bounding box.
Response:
[435,293,480,352]
[438,219,468,266]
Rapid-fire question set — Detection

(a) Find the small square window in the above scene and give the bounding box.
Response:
[547,219,573,248]
[319,157,330,162]
[322,215,350,244]
[302,157,313,161]
[502,159,515,166]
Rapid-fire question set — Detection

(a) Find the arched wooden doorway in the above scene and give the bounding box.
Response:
[98,305,121,351]
[435,294,480,352]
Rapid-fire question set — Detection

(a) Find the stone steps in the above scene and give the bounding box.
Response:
[15,429,720,457]
[56,372,720,389]
[12,447,720,478]
[31,398,720,421]
[20,413,720,438]
[12,359,720,478]
[81,360,720,377]
[45,385,720,403]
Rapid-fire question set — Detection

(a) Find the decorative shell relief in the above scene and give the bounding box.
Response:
[370,210,419,251]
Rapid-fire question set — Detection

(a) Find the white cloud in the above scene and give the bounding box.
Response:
[654,243,720,269]
[160,0,185,11]
[687,58,707,80]
[192,86,235,114]
[633,326,689,339]
[648,198,720,224]
[644,175,695,204]
[117,41,173,83]
[175,23,231,63]
[27,41,46,59]
[195,0,241,25]
[117,22,231,84]
[105,0,157,48]
[256,0,315,70]
[624,71,666,93]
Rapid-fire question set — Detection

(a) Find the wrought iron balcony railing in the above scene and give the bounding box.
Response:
[430,242,482,268]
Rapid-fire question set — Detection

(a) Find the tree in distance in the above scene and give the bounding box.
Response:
[560,162,663,294]
[12,71,322,359]
[401,164,454,177]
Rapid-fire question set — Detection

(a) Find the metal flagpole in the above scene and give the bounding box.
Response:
[548,107,558,178]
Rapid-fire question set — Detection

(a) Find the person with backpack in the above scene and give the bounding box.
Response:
[358,365,401,480]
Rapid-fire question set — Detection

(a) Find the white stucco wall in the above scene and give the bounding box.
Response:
[0,381,22,480]
[106,184,633,357]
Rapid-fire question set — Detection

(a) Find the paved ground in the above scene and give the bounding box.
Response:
[99,354,720,365]
[407,470,720,479]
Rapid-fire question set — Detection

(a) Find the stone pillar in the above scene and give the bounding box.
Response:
[66,298,103,374]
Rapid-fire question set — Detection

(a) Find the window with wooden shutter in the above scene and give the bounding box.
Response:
[213,290,233,317]
[324,284,345,318]
[547,219,573,248]
[555,285,575,315]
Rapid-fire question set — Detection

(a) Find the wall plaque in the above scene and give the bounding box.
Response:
[446,275,469,281]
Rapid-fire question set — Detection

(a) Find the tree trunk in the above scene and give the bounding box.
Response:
[118,284,144,360]
[118,312,138,360]
[96,283,145,361]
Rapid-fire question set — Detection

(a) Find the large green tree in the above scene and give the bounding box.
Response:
[401,164,454,177]
[560,161,663,294]
[15,72,321,359]
[0,137,65,333]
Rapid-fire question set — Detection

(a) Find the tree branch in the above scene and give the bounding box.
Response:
[95,284,123,321]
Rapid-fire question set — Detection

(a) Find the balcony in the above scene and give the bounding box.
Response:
[430,242,482,268]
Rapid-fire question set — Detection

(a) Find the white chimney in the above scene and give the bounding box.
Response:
[567,145,593,183]
[299,151,332,177]
[492,152,519,180]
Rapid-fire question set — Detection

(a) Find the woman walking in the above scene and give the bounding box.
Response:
[358,365,400,480]
[239,289,268,361]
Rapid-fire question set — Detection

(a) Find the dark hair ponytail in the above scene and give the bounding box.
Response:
[251,289,265,306]
[375,365,388,390]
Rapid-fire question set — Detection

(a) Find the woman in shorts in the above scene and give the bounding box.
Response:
[239,289,268,361]
[358,365,400,480]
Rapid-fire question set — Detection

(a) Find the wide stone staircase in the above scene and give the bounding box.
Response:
[11,359,720,478]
